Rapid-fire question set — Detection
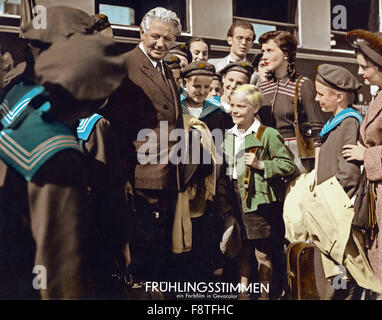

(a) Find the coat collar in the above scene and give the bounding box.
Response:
[133,46,174,104]
[223,128,263,156]
[362,90,382,132]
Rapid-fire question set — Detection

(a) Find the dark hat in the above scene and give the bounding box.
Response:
[181,60,215,78]
[20,6,95,44]
[213,72,222,82]
[252,52,263,69]
[34,33,126,101]
[164,54,181,70]
[220,61,254,78]
[91,13,111,32]
[347,29,382,67]
[169,43,193,63]
[316,64,362,92]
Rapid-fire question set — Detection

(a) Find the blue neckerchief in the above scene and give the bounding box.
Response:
[0,109,80,182]
[0,80,51,129]
[179,87,224,119]
[77,113,103,141]
[320,107,363,138]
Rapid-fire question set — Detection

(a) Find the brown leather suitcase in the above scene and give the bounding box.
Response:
[286,241,319,300]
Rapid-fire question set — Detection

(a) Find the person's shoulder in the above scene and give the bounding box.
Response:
[124,46,142,63]
[338,115,361,130]
[297,75,314,87]
[262,125,283,140]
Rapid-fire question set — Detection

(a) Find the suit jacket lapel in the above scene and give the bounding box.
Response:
[135,47,174,103]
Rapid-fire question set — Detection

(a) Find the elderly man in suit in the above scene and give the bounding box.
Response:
[102,7,184,283]
[208,20,255,73]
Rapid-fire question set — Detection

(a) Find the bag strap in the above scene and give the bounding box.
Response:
[294,76,304,126]
[243,124,266,200]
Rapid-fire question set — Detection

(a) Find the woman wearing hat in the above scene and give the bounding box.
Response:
[342,30,382,298]
[258,31,324,175]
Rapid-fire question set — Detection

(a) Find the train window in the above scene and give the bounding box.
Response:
[330,0,376,50]
[233,0,298,43]
[0,0,21,16]
[95,0,189,32]
[233,0,297,24]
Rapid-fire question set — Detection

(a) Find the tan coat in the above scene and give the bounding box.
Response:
[284,171,382,293]
[360,90,382,287]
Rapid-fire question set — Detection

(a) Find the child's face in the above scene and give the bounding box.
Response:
[222,71,249,98]
[207,79,223,98]
[314,80,338,114]
[185,75,213,104]
[230,93,258,129]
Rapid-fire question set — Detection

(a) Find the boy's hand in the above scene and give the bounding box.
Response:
[244,152,264,170]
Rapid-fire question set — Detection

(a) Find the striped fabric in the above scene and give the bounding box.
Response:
[77,113,103,141]
[179,87,224,119]
[0,80,50,128]
[258,77,307,101]
[320,107,363,138]
[0,109,80,181]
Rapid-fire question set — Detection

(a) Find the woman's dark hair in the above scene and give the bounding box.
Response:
[259,30,297,80]
[187,37,211,55]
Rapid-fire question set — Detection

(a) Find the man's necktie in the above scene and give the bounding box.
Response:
[156,61,169,87]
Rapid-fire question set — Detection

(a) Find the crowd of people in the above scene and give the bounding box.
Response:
[0,5,382,300]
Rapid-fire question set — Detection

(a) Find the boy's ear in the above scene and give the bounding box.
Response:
[336,92,344,102]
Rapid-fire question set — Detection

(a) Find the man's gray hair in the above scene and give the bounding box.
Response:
[141,7,182,35]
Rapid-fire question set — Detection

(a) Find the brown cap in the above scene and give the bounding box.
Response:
[164,54,181,70]
[91,13,111,32]
[34,33,126,101]
[347,29,382,67]
[220,61,254,78]
[316,64,362,92]
[181,61,215,78]
[169,43,192,63]
[213,72,222,82]
[21,6,94,44]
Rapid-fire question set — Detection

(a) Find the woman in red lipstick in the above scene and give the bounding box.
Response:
[257,31,324,176]
[342,30,382,299]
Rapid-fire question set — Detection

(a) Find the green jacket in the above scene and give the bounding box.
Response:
[222,126,295,213]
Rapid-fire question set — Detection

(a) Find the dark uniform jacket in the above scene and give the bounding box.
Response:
[0,150,92,299]
[317,114,362,199]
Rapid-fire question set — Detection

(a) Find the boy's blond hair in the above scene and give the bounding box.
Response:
[232,84,263,108]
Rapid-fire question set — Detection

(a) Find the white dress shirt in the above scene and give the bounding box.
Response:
[138,42,165,76]
[228,118,261,179]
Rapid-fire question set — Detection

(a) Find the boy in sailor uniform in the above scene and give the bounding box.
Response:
[0,8,126,299]
[283,64,382,299]
[180,61,226,133]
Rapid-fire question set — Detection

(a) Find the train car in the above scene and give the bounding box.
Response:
[1,0,377,117]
